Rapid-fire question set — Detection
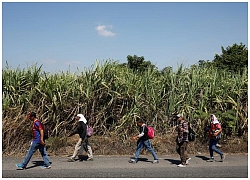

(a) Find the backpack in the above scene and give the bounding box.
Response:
[188,123,196,142]
[34,121,50,140]
[86,125,93,137]
[42,123,50,140]
[147,126,155,139]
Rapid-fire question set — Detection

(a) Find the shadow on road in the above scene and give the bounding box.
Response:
[195,155,210,161]
[25,161,52,170]
[164,158,180,165]
[128,157,151,163]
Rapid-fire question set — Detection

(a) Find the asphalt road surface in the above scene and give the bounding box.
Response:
[2,154,248,178]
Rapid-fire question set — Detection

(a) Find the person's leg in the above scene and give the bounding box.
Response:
[134,140,144,162]
[179,142,187,165]
[21,142,39,168]
[71,138,82,159]
[209,139,214,158]
[144,139,158,160]
[176,143,180,155]
[87,145,93,159]
[38,144,51,167]
[211,139,223,156]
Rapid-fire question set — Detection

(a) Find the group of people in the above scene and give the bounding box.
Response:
[16,111,225,170]
[16,112,93,170]
[128,113,225,167]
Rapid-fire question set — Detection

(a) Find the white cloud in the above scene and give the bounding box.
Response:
[95,25,116,37]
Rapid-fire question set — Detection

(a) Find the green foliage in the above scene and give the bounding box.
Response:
[127,55,156,73]
[2,46,248,153]
[213,43,248,73]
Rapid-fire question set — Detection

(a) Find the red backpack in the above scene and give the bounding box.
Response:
[147,126,155,139]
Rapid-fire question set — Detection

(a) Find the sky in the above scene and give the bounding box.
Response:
[2,1,248,73]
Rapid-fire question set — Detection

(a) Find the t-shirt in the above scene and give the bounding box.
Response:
[32,120,44,143]
[209,123,221,139]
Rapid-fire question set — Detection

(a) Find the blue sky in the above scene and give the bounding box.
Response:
[2,2,248,73]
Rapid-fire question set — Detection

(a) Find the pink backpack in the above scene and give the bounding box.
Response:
[147,126,154,139]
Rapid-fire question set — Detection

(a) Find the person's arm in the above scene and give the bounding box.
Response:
[36,121,45,145]
[39,128,45,145]
[68,124,79,137]
[131,126,145,140]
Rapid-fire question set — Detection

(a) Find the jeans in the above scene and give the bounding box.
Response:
[134,139,158,161]
[209,139,223,157]
[21,141,50,168]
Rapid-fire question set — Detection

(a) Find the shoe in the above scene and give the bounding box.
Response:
[16,163,25,170]
[41,165,51,169]
[152,160,159,164]
[129,159,137,163]
[177,164,186,167]
[221,154,226,162]
[186,157,191,164]
[206,157,215,162]
[67,157,76,162]
[87,157,94,161]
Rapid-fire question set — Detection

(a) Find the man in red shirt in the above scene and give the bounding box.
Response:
[207,114,225,162]
[16,112,51,170]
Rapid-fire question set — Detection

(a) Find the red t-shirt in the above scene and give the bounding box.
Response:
[209,123,221,139]
[32,119,44,143]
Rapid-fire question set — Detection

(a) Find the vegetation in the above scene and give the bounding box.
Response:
[2,43,248,155]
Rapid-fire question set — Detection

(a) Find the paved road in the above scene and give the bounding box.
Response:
[2,154,248,178]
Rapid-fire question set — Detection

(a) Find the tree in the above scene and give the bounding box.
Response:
[127,55,156,73]
[213,43,248,73]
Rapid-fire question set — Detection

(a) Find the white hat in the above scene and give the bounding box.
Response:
[176,113,183,118]
[77,114,87,124]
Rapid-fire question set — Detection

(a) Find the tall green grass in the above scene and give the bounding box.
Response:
[2,60,248,151]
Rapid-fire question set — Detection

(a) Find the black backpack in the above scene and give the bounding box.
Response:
[188,123,196,142]
[35,121,50,140]
[42,123,50,140]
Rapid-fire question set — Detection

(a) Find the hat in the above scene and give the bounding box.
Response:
[176,113,183,118]
[77,114,87,124]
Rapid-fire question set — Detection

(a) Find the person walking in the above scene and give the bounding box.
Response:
[78,114,94,161]
[129,117,159,164]
[67,114,93,162]
[207,114,225,162]
[176,113,191,167]
[16,112,51,170]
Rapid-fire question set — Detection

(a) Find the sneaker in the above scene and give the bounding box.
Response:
[206,157,215,162]
[87,157,94,161]
[67,157,76,162]
[177,164,186,167]
[41,165,51,169]
[186,157,191,164]
[221,154,226,162]
[128,159,137,163]
[16,163,25,170]
[152,160,159,164]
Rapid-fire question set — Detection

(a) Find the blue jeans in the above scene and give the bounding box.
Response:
[21,141,50,168]
[209,139,223,158]
[134,139,158,161]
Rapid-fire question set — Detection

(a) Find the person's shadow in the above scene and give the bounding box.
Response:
[164,158,181,165]
[195,155,210,161]
[24,161,52,169]
[129,157,150,163]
